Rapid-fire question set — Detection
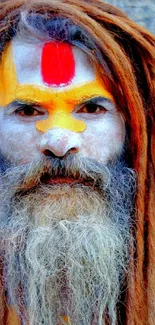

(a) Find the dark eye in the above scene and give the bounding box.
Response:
[15,105,44,117]
[78,103,106,114]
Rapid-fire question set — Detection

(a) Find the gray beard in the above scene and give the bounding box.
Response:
[0,155,135,325]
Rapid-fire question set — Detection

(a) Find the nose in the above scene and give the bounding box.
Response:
[38,128,81,158]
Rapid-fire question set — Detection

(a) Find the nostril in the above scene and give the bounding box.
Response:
[43,149,59,158]
[69,147,79,154]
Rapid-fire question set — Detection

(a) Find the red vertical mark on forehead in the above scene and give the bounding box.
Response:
[41,42,75,86]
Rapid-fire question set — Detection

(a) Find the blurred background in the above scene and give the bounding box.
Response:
[105,0,155,33]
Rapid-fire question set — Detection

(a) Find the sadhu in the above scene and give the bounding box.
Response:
[0,0,154,324]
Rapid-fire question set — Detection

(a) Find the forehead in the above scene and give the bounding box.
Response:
[0,36,113,108]
[12,37,95,89]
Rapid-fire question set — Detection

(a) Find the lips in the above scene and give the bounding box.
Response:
[43,176,84,185]
[40,174,94,187]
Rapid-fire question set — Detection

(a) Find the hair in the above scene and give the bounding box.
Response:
[0,0,155,324]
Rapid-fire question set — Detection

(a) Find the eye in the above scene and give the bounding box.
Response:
[77,103,106,114]
[15,104,45,117]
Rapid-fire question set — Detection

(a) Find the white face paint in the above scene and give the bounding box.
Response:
[0,37,125,166]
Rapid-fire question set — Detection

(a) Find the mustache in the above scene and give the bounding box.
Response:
[0,155,111,193]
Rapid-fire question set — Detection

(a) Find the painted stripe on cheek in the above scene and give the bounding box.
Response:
[41,42,75,86]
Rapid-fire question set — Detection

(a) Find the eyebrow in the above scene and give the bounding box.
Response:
[82,96,113,105]
[8,100,40,107]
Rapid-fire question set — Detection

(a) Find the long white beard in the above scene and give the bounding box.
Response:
[0,156,135,325]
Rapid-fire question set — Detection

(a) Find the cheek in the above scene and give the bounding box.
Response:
[81,116,125,164]
[0,119,41,164]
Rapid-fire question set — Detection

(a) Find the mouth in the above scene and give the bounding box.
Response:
[40,174,94,187]
[43,176,83,185]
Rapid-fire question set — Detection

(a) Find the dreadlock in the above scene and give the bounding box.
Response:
[0,1,155,324]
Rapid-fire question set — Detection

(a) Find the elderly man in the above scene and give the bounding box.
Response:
[0,0,154,324]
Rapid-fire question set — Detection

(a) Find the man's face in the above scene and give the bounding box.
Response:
[0,36,125,166]
[0,35,131,325]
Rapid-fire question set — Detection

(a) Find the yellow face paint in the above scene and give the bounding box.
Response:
[0,41,114,133]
